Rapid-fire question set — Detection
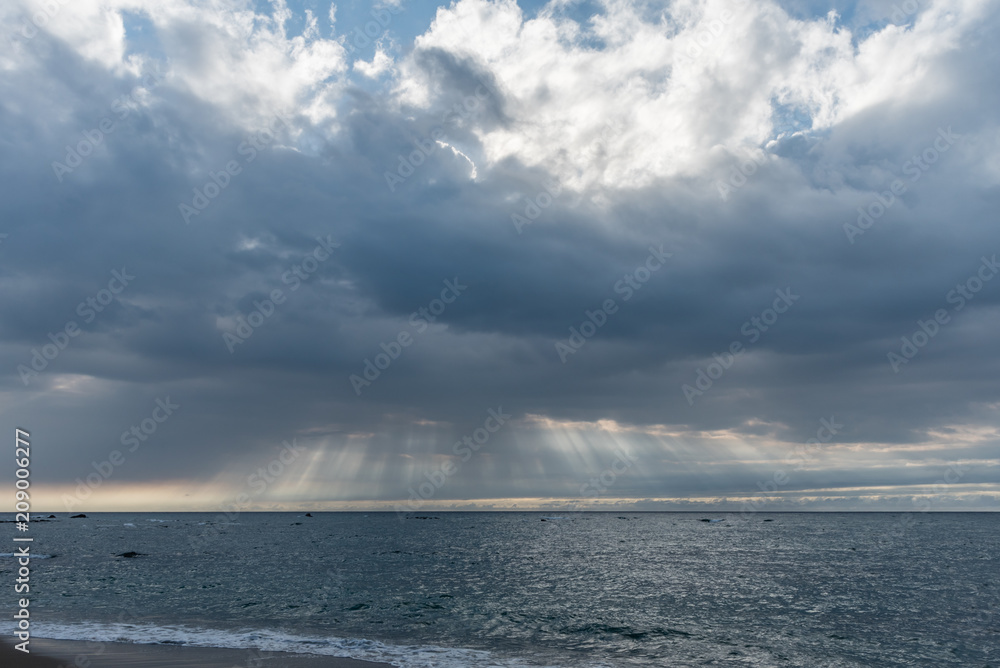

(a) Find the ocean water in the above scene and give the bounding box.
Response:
[1,512,998,667]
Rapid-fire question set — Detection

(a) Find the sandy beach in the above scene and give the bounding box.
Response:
[1,638,393,668]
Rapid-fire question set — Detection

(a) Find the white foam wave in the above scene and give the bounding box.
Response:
[0,621,568,668]
[0,553,53,559]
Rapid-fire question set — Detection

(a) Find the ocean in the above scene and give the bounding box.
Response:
[2,512,997,667]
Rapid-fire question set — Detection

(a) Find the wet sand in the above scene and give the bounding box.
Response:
[1,638,394,667]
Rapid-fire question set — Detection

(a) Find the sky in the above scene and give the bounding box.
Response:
[1,0,999,512]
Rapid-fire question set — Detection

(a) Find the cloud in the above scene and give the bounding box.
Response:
[355,47,394,78]
[0,0,998,510]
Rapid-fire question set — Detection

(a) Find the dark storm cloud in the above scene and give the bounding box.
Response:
[0,0,997,508]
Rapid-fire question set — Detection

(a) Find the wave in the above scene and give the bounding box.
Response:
[0,552,53,559]
[0,621,578,668]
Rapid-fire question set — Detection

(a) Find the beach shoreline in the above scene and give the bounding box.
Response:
[1,638,394,668]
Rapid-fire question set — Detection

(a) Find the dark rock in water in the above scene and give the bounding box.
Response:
[117,551,145,558]
[305,513,313,517]
[48,515,57,518]
[71,514,87,518]
[763,519,774,522]
[540,518,547,521]
[293,522,303,525]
